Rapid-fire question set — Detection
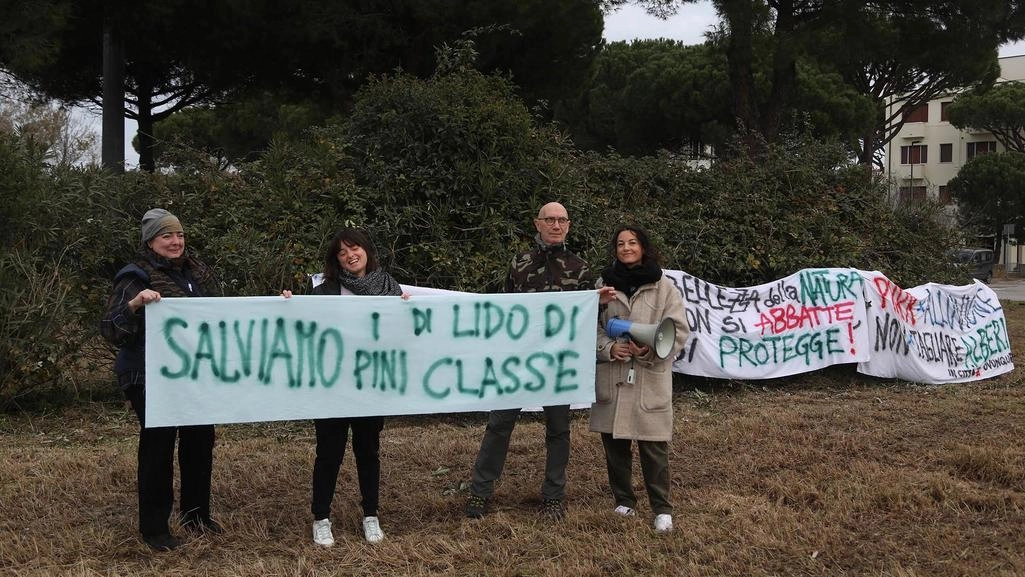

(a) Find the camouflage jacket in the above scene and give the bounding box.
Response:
[505,237,595,293]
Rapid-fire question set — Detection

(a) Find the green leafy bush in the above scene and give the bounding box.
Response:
[340,70,579,291]
[0,68,965,408]
[0,136,97,408]
[557,138,960,288]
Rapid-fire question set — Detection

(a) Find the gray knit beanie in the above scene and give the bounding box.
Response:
[140,208,183,243]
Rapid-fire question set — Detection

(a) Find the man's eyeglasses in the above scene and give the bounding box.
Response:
[538,217,570,226]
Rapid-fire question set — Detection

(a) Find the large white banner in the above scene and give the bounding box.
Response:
[665,268,871,379]
[664,268,1012,383]
[145,291,598,426]
[857,272,1013,383]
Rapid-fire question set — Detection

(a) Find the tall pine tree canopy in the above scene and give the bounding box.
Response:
[0,0,603,170]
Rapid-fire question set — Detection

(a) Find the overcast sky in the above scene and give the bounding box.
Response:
[105,1,1025,168]
[605,1,1025,57]
[603,1,718,44]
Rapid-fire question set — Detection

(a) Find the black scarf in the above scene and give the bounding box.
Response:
[338,268,403,296]
[601,259,663,298]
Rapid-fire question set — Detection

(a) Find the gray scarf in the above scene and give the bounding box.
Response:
[338,269,403,296]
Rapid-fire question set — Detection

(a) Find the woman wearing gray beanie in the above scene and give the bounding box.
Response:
[100,208,223,552]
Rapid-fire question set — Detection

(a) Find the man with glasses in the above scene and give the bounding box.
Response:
[465,201,598,521]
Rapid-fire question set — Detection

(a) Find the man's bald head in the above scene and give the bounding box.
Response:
[534,202,571,246]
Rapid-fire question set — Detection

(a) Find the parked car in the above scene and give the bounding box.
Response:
[953,248,994,283]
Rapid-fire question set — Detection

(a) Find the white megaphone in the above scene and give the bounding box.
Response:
[605,317,677,359]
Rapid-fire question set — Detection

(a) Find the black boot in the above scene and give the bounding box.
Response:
[143,532,182,551]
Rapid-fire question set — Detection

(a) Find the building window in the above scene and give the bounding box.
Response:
[940,143,952,163]
[900,144,927,164]
[940,101,952,122]
[966,141,997,161]
[899,186,928,203]
[939,185,952,204]
[903,104,928,123]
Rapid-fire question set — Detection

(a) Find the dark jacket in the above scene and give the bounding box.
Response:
[312,278,349,296]
[100,251,219,390]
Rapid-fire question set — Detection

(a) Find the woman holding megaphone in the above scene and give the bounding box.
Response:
[591,225,688,534]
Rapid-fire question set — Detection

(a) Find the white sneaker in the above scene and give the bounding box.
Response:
[312,518,334,547]
[613,505,637,517]
[654,513,673,533]
[363,516,385,544]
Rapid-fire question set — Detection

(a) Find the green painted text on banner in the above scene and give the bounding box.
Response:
[144,292,599,426]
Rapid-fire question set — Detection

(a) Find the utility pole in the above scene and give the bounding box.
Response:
[101,17,125,173]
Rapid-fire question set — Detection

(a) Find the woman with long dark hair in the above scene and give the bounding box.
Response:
[305,227,404,546]
[591,225,688,534]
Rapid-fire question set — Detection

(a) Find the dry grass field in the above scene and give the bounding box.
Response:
[3,303,1025,577]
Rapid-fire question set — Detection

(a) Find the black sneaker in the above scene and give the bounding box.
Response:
[465,494,488,519]
[143,533,182,552]
[540,498,565,521]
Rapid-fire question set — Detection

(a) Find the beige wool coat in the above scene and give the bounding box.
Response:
[590,275,688,442]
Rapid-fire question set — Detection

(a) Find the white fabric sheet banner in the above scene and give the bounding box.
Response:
[665,268,871,379]
[145,291,598,426]
[663,267,1013,383]
[856,272,1013,383]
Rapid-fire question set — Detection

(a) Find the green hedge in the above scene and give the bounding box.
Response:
[0,68,964,408]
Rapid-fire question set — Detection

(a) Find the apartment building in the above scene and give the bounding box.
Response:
[885,54,1025,209]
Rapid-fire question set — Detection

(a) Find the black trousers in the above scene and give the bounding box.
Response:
[125,385,215,537]
[310,416,384,520]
